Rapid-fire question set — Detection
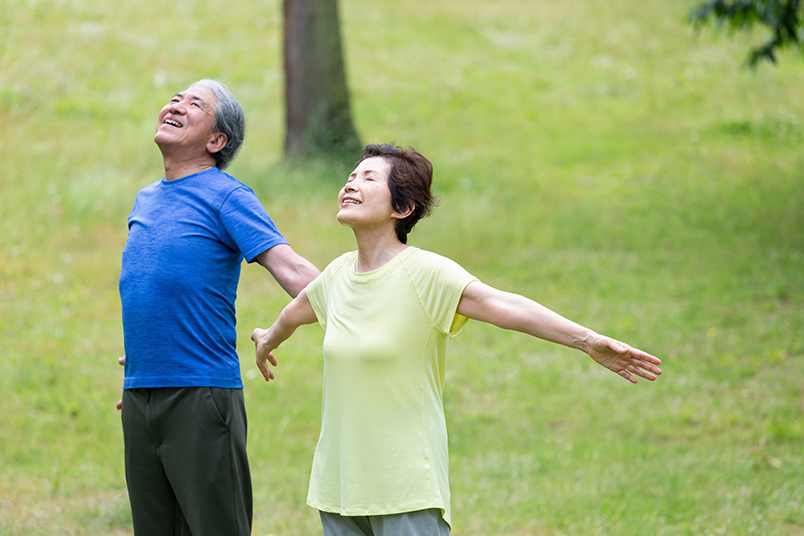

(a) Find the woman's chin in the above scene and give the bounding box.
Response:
[336,212,355,227]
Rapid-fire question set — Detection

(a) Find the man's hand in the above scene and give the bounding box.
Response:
[116,356,125,410]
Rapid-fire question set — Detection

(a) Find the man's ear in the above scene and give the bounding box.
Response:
[207,132,228,155]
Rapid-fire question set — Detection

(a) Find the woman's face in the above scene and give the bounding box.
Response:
[337,156,399,229]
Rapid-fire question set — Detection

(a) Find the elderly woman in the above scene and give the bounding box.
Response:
[252,143,662,536]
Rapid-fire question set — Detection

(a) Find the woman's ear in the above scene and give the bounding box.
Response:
[391,203,415,220]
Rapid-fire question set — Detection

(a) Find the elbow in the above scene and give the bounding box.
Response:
[286,269,318,298]
[275,261,319,298]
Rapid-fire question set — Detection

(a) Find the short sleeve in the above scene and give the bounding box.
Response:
[405,251,478,336]
[220,187,289,262]
[305,252,354,332]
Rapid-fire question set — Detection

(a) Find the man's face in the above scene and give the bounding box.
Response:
[154,86,218,152]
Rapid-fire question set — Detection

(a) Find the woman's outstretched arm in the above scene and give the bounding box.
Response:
[251,289,318,382]
[456,281,662,383]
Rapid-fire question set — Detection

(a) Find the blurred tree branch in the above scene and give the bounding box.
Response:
[689,0,803,67]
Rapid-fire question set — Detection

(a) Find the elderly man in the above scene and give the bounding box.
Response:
[118,79,319,536]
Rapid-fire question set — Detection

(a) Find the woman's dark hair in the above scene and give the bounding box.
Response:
[359,143,438,244]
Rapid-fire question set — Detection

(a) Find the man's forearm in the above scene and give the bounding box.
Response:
[279,258,320,298]
[256,245,320,298]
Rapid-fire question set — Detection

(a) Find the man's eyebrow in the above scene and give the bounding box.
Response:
[172,92,208,105]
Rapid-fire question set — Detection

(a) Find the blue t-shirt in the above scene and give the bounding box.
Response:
[119,168,288,389]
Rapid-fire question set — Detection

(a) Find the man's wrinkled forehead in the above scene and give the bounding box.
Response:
[175,87,215,107]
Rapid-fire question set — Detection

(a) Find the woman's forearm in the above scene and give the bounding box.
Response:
[458,281,595,353]
[489,291,596,352]
[252,291,317,381]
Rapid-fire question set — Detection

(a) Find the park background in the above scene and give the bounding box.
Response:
[1,0,803,534]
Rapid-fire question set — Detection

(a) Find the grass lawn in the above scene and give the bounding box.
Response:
[1,0,802,534]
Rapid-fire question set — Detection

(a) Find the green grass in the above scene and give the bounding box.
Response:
[2,0,803,534]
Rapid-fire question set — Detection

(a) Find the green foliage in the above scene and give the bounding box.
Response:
[2,0,804,534]
[690,0,803,66]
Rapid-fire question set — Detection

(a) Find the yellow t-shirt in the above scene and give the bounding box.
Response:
[305,247,478,527]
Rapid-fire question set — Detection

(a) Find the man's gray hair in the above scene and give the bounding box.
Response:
[189,79,245,170]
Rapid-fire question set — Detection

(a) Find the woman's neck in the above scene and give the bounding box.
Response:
[353,227,408,273]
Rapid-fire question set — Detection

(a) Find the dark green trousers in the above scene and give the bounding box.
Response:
[122,387,252,536]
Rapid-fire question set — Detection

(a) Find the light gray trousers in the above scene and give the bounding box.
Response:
[320,508,450,536]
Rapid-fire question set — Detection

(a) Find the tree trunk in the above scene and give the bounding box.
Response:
[284,0,361,159]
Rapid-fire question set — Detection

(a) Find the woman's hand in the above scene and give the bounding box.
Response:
[250,290,318,383]
[586,335,662,383]
[251,328,279,382]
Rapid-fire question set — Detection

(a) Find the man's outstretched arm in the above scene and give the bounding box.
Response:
[255,244,320,298]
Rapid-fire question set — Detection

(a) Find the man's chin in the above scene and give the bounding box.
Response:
[154,127,181,143]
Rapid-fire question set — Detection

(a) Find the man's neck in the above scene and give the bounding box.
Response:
[161,153,217,182]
